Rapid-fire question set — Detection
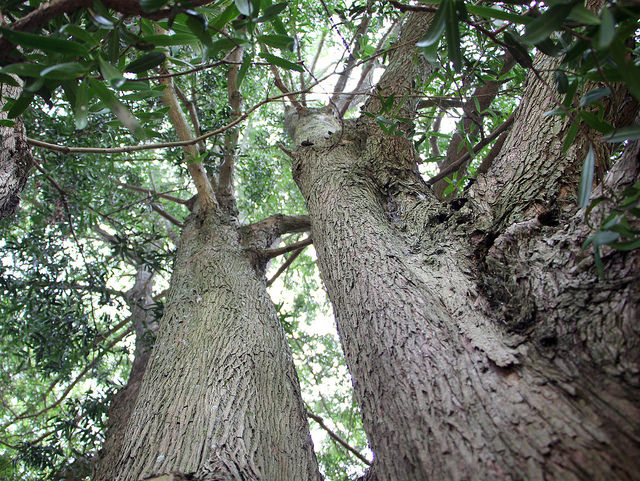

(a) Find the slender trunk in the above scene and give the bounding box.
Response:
[94,211,320,481]
[290,109,639,480]
[0,83,32,219]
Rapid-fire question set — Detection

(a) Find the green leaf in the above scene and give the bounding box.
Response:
[579,87,611,107]
[578,145,594,208]
[74,80,89,130]
[584,230,619,248]
[0,73,20,86]
[0,119,16,127]
[445,0,463,71]
[125,52,166,73]
[235,0,254,16]
[40,62,88,79]
[416,0,446,48]
[7,94,34,118]
[610,237,640,251]
[579,111,614,134]
[210,4,240,32]
[611,44,640,102]
[466,5,531,24]
[257,2,288,22]
[140,0,169,13]
[258,34,295,51]
[260,52,303,72]
[554,70,569,93]
[0,27,88,56]
[237,52,253,89]
[596,7,615,49]
[567,4,600,25]
[89,78,142,137]
[522,3,573,45]
[602,125,640,143]
[60,25,100,46]
[185,14,213,51]
[98,57,125,88]
[562,121,580,154]
[142,34,199,46]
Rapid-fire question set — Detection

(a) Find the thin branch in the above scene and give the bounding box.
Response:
[306,410,372,466]
[150,203,184,228]
[1,326,132,430]
[175,84,205,151]
[307,30,328,83]
[269,62,305,111]
[427,112,515,186]
[475,130,509,176]
[331,2,373,108]
[267,246,305,287]
[117,181,191,205]
[26,89,311,155]
[260,236,313,260]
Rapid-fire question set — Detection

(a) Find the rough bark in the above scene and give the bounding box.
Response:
[0,82,32,220]
[288,15,640,476]
[291,109,640,481]
[93,264,159,477]
[95,210,320,481]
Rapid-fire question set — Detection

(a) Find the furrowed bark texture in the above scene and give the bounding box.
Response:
[292,106,640,480]
[469,54,637,233]
[96,211,320,481]
[0,83,32,219]
[94,265,159,476]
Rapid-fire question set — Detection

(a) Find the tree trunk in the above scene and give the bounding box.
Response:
[0,83,32,220]
[289,35,640,481]
[94,210,320,481]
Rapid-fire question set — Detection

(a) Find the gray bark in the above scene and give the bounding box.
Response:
[288,26,640,477]
[95,210,320,481]
[0,83,32,220]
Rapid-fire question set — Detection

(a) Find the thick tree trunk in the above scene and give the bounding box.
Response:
[93,264,159,478]
[289,28,640,478]
[94,211,320,481]
[0,83,32,220]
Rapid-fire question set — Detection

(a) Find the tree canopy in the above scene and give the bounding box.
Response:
[0,0,639,479]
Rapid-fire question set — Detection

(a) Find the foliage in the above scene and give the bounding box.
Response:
[0,0,638,478]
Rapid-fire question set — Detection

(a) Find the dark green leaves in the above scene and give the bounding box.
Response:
[416,0,464,71]
[596,7,615,49]
[125,52,167,73]
[0,27,88,56]
[602,125,640,143]
[579,87,611,107]
[140,0,169,13]
[261,52,303,72]
[578,145,595,208]
[522,3,573,45]
[258,34,294,51]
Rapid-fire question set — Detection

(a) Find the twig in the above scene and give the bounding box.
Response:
[267,246,305,287]
[116,181,190,205]
[306,410,372,466]
[427,112,515,185]
[150,203,184,228]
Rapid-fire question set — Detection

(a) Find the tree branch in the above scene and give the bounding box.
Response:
[427,112,515,186]
[331,2,373,110]
[260,236,313,260]
[150,203,184,228]
[218,46,244,199]
[159,72,217,212]
[26,89,312,155]
[266,246,305,287]
[116,181,191,205]
[306,410,372,466]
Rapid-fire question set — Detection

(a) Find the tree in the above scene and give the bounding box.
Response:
[1,0,639,480]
